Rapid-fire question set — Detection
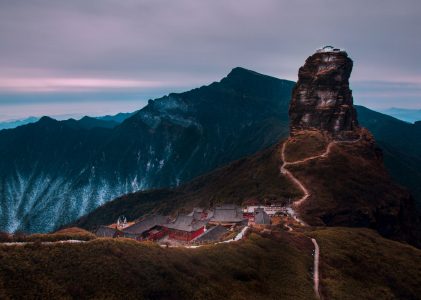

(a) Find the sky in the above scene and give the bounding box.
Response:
[0,0,420,121]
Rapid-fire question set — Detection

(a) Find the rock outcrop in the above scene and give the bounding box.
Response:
[289,47,359,140]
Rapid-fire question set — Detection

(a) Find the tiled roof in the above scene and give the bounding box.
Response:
[254,208,271,225]
[95,226,118,237]
[210,204,244,223]
[191,212,199,220]
[122,215,168,235]
[165,215,206,232]
[122,232,138,239]
[195,225,229,242]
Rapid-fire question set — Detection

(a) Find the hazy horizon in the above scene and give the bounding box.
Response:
[1,0,420,121]
[1,67,421,123]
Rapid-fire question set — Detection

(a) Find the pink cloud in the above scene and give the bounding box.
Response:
[0,77,164,92]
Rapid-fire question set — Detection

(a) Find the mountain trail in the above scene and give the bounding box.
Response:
[280,134,361,299]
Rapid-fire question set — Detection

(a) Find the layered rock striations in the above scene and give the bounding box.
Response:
[289,47,359,139]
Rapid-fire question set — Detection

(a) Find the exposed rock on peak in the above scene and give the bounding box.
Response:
[289,48,359,140]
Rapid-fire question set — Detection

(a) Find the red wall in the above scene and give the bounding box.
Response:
[168,226,205,241]
[148,230,166,241]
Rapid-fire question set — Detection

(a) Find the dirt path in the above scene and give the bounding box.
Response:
[0,239,86,246]
[280,134,361,299]
[280,135,361,214]
[280,140,334,221]
[311,238,320,298]
[280,140,323,298]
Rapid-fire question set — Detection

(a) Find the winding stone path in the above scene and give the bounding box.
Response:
[311,238,320,298]
[280,134,361,299]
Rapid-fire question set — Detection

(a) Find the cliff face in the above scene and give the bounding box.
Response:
[289,49,359,140]
[285,48,420,246]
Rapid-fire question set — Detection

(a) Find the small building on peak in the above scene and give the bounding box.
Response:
[316,45,343,53]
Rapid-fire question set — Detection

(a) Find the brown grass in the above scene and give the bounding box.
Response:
[8,227,96,243]
[284,130,328,162]
[1,225,420,299]
[309,227,421,300]
[286,130,420,247]
[0,232,315,300]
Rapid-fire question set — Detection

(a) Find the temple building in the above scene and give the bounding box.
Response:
[187,207,211,220]
[164,215,206,241]
[122,215,169,241]
[95,225,122,238]
[209,204,247,226]
[253,208,271,225]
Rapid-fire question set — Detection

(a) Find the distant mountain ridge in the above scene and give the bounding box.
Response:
[0,117,39,130]
[356,105,421,209]
[96,111,136,123]
[0,111,135,131]
[380,107,421,123]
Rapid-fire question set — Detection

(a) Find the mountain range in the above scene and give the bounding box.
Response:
[0,111,136,131]
[0,117,39,130]
[379,107,421,123]
[0,68,294,233]
[1,67,420,234]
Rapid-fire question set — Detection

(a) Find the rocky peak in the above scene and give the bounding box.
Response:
[289,47,359,140]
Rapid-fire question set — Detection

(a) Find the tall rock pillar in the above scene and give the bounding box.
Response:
[289,46,359,140]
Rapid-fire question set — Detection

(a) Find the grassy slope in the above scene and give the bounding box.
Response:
[74,144,301,230]
[356,105,421,210]
[75,127,420,248]
[284,130,328,162]
[310,227,421,300]
[285,130,420,246]
[4,228,97,243]
[0,227,420,299]
[0,232,315,300]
